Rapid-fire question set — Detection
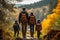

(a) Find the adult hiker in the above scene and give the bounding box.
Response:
[29,13,36,38]
[19,8,29,38]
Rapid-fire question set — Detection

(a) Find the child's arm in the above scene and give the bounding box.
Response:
[40,24,42,30]
[35,24,37,31]
[18,24,20,30]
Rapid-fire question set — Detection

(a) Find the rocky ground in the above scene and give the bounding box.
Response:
[16,37,38,40]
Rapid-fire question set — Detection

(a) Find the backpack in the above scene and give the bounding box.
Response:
[36,23,42,31]
[21,13,27,22]
[29,16,35,24]
[13,23,19,30]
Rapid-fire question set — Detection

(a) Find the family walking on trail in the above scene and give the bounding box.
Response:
[13,8,42,39]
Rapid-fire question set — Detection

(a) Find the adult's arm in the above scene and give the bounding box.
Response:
[19,13,21,23]
[34,16,36,24]
[26,12,29,23]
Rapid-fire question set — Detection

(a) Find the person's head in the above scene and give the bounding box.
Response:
[0,10,2,13]
[37,20,40,23]
[22,7,26,11]
[15,21,17,23]
[30,12,33,15]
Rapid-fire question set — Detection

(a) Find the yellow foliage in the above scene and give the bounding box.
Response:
[41,13,58,35]
[41,0,60,35]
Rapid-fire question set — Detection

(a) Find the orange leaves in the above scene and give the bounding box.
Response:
[56,0,60,15]
[41,0,60,35]
[41,13,58,35]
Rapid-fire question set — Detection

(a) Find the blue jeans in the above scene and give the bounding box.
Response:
[30,24,34,37]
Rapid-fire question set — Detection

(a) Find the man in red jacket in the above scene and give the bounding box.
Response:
[19,8,29,38]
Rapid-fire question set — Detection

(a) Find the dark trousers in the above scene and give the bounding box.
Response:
[22,23,27,38]
[37,30,41,39]
[0,29,3,40]
[30,24,34,37]
[14,30,19,37]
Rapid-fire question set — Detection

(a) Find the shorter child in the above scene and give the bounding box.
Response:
[13,21,20,37]
[35,20,42,39]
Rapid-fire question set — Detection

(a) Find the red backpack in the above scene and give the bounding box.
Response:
[21,13,27,22]
[29,16,35,24]
[36,23,42,31]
